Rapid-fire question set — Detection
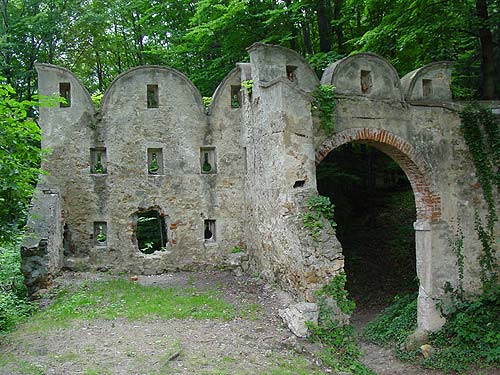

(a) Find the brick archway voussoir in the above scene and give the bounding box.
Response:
[315,128,442,222]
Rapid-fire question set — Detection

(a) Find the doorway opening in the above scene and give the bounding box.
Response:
[136,210,168,254]
[317,143,418,313]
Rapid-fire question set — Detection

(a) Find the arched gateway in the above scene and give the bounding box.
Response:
[24,43,498,334]
[316,128,444,331]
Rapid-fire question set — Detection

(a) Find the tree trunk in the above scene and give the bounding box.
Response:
[476,0,496,99]
[316,0,333,53]
[333,0,344,53]
[302,21,313,54]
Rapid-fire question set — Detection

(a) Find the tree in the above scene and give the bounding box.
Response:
[0,79,45,241]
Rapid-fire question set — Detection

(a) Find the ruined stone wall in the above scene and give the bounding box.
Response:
[33,64,246,276]
[26,44,499,331]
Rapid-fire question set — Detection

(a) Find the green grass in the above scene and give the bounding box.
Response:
[28,278,235,329]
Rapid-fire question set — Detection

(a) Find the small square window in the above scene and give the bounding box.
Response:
[147,84,159,108]
[90,148,107,174]
[231,85,242,108]
[286,65,297,82]
[200,147,216,174]
[422,79,433,98]
[204,220,216,242]
[59,82,71,107]
[147,148,163,175]
[94,222,107,246]
[360,70,372,94]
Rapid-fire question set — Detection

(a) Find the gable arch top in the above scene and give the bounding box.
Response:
[100,65,205,117]
[316,128,441,222]
[321,53,404,102]
[247,43,320,93]
[401,61,453,102]
[35,63,95,115]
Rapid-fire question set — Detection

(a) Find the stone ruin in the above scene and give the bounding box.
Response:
[22,43,500,332]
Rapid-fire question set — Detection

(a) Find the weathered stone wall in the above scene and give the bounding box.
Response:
[28,44,499,331]
[35,64,246,276]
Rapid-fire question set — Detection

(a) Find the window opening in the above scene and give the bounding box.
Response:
[360,70,372,94]
[200,147,216,174]
[204,220,216,242]
[59,82,71,107]
[147,148,163,175]
[94,222,107,246]
[90,148,107,174]
[422,79,433,98]
[147,84,159,108]
[136,210,168,254]
[231,85,242,108]
[286,65,297,82]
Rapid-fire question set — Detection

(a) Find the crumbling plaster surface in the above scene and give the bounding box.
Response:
[24,44,499,332]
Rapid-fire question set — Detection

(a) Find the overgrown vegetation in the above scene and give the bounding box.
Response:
[363,293,417,348]
[307,272,374,375]
[311,84,335,134]
[0,239,35,333]
[303,195,336,241]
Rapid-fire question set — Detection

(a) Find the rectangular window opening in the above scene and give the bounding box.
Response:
[147,84,159,108]
[200,147,216,174]
[59,82,71,108]
[90,148,107,174]
[286,65,297,82]
[422,79,433,98]
[360,70,372,94]
[94,222,107,246]
[231,85,242,108]
[204,220,216,242]
[147,148,163,175]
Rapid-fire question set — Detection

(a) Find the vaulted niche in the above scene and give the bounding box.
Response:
[317,143,417,311]
[94,222,107,246]
[147,148,163,175]
[136,210,168,254]
[360,70,372,94]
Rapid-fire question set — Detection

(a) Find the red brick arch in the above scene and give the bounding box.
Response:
[316,128,441,222]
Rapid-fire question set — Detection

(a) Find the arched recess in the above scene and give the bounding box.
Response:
[316,128,445,332]
[316,128,441,222]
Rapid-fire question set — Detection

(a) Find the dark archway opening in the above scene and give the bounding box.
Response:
[317,143,418,312]
[136,210,168,254]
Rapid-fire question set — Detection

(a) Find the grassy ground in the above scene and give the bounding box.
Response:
[0,272,330,375]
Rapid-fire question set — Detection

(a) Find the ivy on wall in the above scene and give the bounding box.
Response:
[460,103,500,286]
[311,85,336,134]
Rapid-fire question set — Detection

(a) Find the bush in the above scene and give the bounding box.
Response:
[0,239,35,333]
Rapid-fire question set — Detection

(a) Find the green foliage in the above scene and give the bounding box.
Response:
[203,96,212,113]
[460,103,499,286]
[241,80,253,97]
[362,293,417,347]
[316,272,355,315]
[0,79,45,241]
[32,279,235,328]
[426,284,500,372]
[306,272,373,374]
[311,85,335,134]
[148,153,159,174]
[0,239,35,333]
[303,195,336,241]
[231,246,243,254]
